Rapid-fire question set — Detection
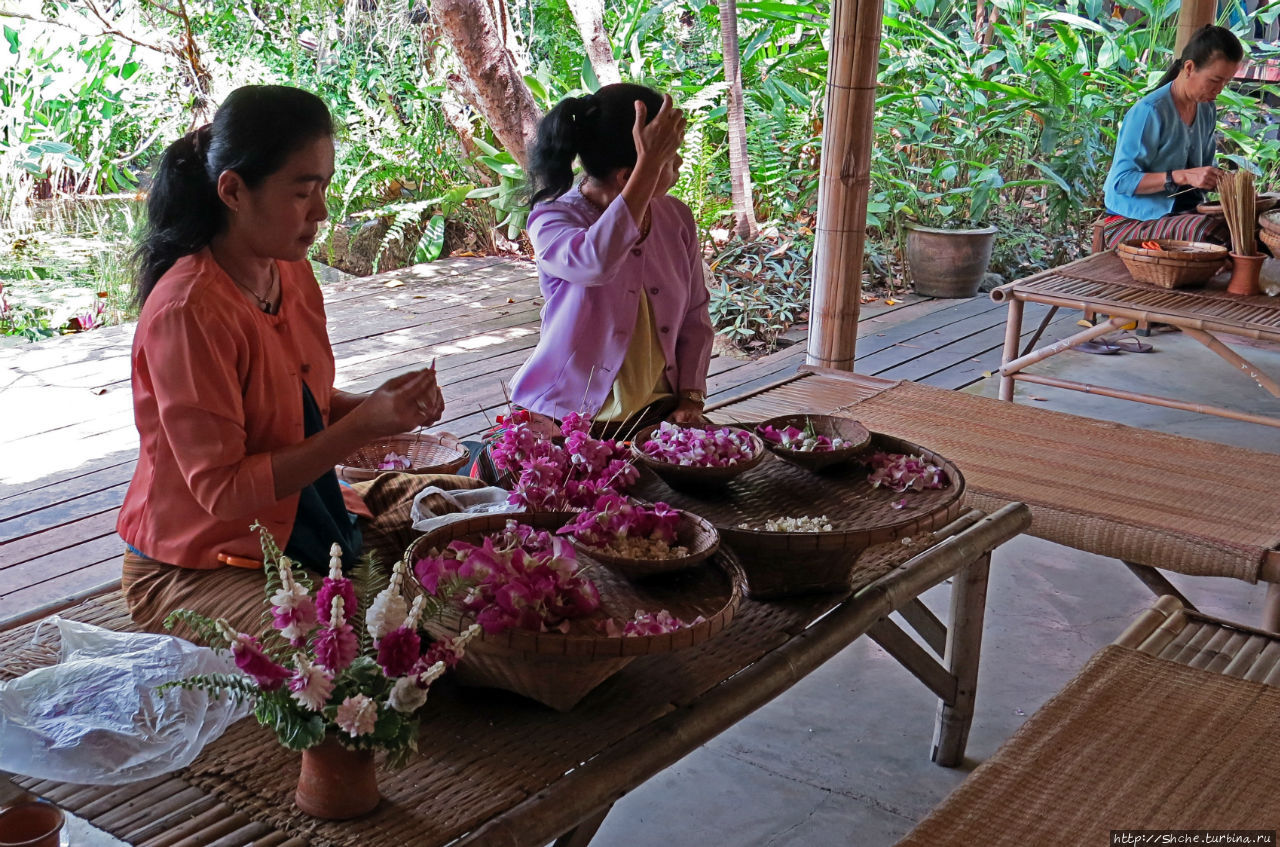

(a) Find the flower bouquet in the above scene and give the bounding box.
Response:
[408,513,742,711]
[164,525,477,819]
[557,493,720,577]
[632,422,765,488]
[756,415,872,471]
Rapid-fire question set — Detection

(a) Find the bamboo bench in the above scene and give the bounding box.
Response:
[895,595,1280,845]
[709,367,1280,629]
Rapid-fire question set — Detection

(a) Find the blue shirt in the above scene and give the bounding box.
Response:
[1104,83,1217,221]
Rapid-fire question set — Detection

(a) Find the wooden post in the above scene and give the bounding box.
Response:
[806,0,884,371]
[1176,0,1215,56]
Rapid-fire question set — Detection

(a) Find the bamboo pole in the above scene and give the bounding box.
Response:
[1180,326,1280,397]
[806,0,885,371]
[1176,0,1216,57]
[999,317,1129,376]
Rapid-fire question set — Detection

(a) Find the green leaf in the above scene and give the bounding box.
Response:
[415,214,446,263]
[3,25,18,54]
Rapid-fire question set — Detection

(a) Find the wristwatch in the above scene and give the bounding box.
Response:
[680,389,706,405]
[1164,170,1178,193]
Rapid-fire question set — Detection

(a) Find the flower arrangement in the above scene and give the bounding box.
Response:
[489,411,637,511]
[557,494,688,560]
[164,525,476,767]
[640,422,758,467]
[758,421,849,453]
[866,452,949,493]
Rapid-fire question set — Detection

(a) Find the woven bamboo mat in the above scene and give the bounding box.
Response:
[715,373,1280,582]
[707,371,899,425]
[896,645,1280,846]
[3,533,932,847]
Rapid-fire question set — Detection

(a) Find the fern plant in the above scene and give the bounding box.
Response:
[161,525,479,768]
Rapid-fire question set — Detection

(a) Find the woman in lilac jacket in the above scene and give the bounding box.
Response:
[507,83,714,437]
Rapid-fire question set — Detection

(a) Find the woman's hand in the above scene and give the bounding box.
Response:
[668,398,707,425]
[1176,166,1223,190]
[632,95,686,175]
[355,367,444,437]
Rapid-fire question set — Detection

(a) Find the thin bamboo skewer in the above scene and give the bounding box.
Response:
[1220,170,1257,257]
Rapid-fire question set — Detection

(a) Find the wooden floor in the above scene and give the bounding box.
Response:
[0,256,1073,625]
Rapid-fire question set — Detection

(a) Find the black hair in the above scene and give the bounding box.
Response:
[527,82,665,207]
[134,85,333,305]
[1153,25,1244,91]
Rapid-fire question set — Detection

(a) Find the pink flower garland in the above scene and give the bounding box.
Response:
[490,411,637,512]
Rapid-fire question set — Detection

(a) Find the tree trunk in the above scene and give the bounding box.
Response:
[719,0,760,239]
[430,0,541,168]
[566,0,621,86]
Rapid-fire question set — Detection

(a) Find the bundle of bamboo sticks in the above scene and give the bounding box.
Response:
[1218,170,1257,257]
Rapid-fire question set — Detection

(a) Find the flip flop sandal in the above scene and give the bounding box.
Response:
[1114,337,1154,353]
[1073,340,1122,355]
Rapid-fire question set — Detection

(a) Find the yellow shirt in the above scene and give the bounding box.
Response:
[595,290,673,423]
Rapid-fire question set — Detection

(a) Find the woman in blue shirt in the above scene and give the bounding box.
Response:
[1101,26,1243,250]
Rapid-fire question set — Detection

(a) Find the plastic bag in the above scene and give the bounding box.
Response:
[0,618,250,784]
[410,484,520,534]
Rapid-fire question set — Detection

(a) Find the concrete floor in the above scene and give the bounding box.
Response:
[592,323,1278,847]
[62,319,1280,847]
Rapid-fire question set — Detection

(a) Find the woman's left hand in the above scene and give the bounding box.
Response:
[668,398,707,425]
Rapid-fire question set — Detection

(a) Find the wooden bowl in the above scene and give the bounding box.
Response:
[631,423,765,489]
[756,414,872,472]
[570,509,720,578]
[336,432,468,483]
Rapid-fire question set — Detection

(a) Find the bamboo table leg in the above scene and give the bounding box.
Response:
[931,551,991,766]
[1263,582,1280,633]
[999,299,1024,402]
[552,804,613,847]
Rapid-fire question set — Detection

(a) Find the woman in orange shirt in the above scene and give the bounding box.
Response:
[118,86,480,636]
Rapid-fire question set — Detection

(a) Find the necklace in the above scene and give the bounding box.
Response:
[233,262,280,313]
[580,181,653,241]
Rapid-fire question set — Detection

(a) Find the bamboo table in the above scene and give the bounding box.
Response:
[707,367,1280,628]
[0,504,1029,847]
[989,251,1280,427]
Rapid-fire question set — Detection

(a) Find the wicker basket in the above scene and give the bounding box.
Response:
[1197,193,1280,217]
[570,510,720,578]
[755,414,872,472]
[632,424,765,489]
[1115,239,1227,289]
[335,432,468,483]
[634,432,965,599]
[407,512,744,711]
[1260,209,1280,236]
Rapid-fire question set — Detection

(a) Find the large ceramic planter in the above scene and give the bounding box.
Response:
[295,735,380,820]
[904,222,998,298]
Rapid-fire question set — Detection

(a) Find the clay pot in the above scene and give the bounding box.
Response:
[1227,252,1264,296]
[904,223,998,298]
[0,800,64,847]
[295,735,380,820]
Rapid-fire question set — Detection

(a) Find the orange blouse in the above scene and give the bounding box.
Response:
[117,248,339,569]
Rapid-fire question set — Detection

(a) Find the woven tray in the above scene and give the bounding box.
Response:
[634,433,965,599]
[336,432,468,483]
[632,423,766,489]
[569,509,720,578]
[755,414,872,471]
[407,513,744,710]
[1115,239,1227,289]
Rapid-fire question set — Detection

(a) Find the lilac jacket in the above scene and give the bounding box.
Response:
[508,187,714,419]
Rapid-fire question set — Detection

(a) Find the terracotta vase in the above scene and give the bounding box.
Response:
[0,800,64,847]
[295,735,380,820]
[1227,252,1264,296]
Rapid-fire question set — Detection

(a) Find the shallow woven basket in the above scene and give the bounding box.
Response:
[634,433,965,599]
[1260,209,1280,236]
[1198,193,1280,217]
[755,414,872,472]
[569,509,720,578]
[407,512,744,711]
[1115,239,1227,289]
[335,432,468,483]
[632,423,765,489]
[1262,228,1280,257]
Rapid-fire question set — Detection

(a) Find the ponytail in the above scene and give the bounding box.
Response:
[1152,24,1244,91]
[527,83,666,208]
[134,125,219,306]
[133,85,333,307]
